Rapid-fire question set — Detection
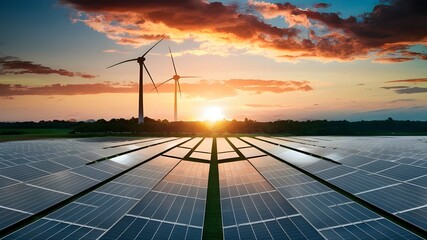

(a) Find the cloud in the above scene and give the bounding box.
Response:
[155,79,313,99]
[381,86,409,90]
[102,49,130,54]
[313,3,331,9]
[245,104,285,108]
[0,56,97,78]
[62,0,427,62]
[0,82,137,96]
[388,98,416,103]
[386,78,427,83]
[251,0,427,61]
[0,79,313,99]
[395,87,427,94]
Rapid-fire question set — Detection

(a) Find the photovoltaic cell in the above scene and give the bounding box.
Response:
[229,137,250,148]
[0,207,30,230]
[239,147,266,158]
[29,160,70,173]
[358,160,398,173]
[180,137,203,149]
[164,147,191,158]
[218,151,240,161]
[0,183,69,214]
[0,165,48,182]
[28,171,99,195]
[217,138,234,153]
[397,206,427,230]
[190,151,211,161]
[378,164,426,181]
[320,219,421,240]
[3,219,104,240]
[358,183,427,213]
[48,192,138,229]
[70,166,113,181]
[195,138,213,153]
[0,175,19,188]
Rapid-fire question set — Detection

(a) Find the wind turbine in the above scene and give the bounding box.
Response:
[157,47,199,121]
[107,38,163,124]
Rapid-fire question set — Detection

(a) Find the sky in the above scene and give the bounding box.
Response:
[0,0,426,122]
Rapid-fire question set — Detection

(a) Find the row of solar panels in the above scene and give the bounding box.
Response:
[243,136,427,235]
[0,138,189,233]
[0,137,162,169]
[1,136,425,239]
[3,137,206,239]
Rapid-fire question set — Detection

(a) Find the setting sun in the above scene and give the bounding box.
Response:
[202,106,224,122]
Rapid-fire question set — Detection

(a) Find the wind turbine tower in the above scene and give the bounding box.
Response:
[107,39,163,124]
[157,47,198,121]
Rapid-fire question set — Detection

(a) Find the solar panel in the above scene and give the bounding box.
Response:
[218,160,322,239]
[0,207,30,230]
[29,160,70,173]
[246,150,422,237]
[358,183,427,213]
[217,138,234,153]
[0,183,69,214]
[378,164,426,181]
[180,137,203,149]
[397,206,427,230]
[0,175,19,188]
[28,171,99,195]
[190,151,211,161]
[164,147,191,158]
[0,165,49,182]
[239,147,266,158]
[218,151,240,161]
[48,192,138,229]
[3,219,104,240]
[70,166,113,181]
[195,138,213,153]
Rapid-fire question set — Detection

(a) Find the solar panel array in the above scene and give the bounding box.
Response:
[1,136,426,239]
[0,137,188,232]
[243,136,427,236]
[219,160,323,240]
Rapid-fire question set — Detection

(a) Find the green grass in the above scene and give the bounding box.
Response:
[202,137,223,240]
[0,128,74,142]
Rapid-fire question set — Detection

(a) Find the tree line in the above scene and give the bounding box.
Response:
[1,117,427,135]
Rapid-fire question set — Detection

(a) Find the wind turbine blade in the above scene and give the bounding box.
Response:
[143,64,158,93]
[180,76,200,78]
[142,38,164,57]
[107,58,138,69]
[169,47,177,75]
[178,80,182,98]
[156,78,174,89]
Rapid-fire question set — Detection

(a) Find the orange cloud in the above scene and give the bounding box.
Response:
[60,0,426,62]
[0,56,97,79]
[386,78,427,83]
[0,79,313,99]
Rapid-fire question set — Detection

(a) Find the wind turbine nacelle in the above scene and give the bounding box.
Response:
[137,57,146,63]
[173,75,180,81]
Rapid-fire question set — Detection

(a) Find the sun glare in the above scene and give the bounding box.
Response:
[202,106,224,122]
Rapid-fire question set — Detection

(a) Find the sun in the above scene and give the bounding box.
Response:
[202,106,224,122]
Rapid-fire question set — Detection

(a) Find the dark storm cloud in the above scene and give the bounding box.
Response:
[395,87,427,94]
[0,56,97,79]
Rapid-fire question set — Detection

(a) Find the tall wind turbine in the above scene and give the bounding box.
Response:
[107,38,163,124]
[157,47,198,121]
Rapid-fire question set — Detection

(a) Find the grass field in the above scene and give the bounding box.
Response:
[0,128,74,142]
